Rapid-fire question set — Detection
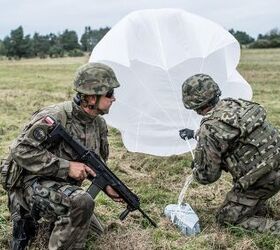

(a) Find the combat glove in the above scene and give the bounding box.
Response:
[179,128,194,140]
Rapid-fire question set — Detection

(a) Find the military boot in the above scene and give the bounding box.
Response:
[89,212,104,237]
[239,217,280,234]
[11,212,37,250]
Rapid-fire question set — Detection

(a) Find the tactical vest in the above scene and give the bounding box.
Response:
[203,98,280,190]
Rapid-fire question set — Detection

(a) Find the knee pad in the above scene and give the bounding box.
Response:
[71,192,94,226]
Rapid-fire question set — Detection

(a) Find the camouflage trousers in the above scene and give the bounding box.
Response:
[11,179,94,250]
[216,168,280,234]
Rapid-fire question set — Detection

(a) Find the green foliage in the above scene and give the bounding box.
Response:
[251,28,280,48]
[0,40,6,55]
[249,38,280,49]
[254,233,280,250]
[2,26,280,58]
[1,26,109,59]
[60,29,80,51]
[229,29,255,45]
[32,32,51,58]
[49,45,64,58]
[68,48,84,57]
[249,39,271,48]
[270,38,280,48]
[229,225,280,250]
[3,26,33,59]
[90,27,110,49]
[80,26,110,52]
[1,27,81,59]
[80,26,94,52]
[258,28,280,40]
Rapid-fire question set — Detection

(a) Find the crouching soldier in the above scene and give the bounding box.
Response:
[180,74,280,234]
[1,62,122,249]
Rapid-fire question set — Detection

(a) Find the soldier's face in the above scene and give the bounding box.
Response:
[83,93,116,116]
[97,94,116,114]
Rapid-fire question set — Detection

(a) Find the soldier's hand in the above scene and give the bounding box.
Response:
[105,185,124,203]
[179,128,194,140]
[69,161,96,181]
[84,166,96,178]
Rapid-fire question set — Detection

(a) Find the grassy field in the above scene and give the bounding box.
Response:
[0,49,280,249]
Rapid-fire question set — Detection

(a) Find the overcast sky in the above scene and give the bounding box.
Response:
[1,0,279,39]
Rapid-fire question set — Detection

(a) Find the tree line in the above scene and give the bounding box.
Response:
[0,26,279,59]
[0,26,110,59]
[229,28,280,48]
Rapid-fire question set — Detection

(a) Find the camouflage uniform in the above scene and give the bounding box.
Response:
[182,74,280,234]
[1,63,120,249]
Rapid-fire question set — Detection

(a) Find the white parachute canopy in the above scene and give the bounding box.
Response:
[89,8,252,156]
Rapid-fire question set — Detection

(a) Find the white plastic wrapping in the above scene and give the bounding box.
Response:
[164,203,201,236]
[89,9,252,156]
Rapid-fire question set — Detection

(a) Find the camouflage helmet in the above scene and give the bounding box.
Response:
[73,62,120,95]
[182,74,221,110]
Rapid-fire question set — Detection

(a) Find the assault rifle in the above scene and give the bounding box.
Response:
[44,116,157,227]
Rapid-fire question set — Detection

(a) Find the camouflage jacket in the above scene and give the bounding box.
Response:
[3,101,109,188]
[192,98,280,188]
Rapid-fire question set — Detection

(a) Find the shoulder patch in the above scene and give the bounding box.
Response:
[32,127,47,141]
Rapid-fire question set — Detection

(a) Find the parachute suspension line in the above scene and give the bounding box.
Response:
[177,139,194,205]
[177,123,195,204]
[178,174,193,205]
[186,139,194,160]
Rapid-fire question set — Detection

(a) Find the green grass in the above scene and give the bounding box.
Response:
[239,48,280,127]
[1,49,280,249]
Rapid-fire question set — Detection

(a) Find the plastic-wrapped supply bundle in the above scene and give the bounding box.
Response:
[164,203,200,236]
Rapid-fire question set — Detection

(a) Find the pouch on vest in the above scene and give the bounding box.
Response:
[238,99,267,137]
[0,153,22,191]
[31,184,71,220]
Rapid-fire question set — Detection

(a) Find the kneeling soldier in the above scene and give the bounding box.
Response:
[1,63,122,249]
[181,74,280,234]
